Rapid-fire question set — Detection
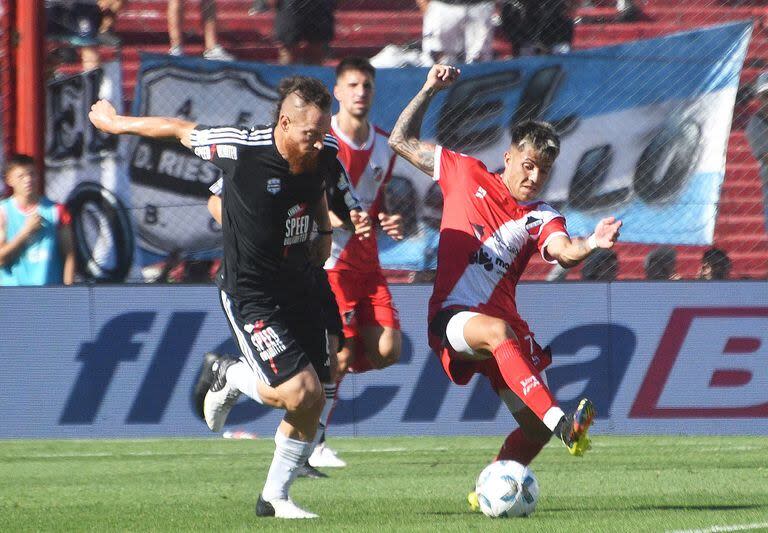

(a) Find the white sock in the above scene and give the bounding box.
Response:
[312,383,337,447]
[262,429,313,501]
[225,360,264,404]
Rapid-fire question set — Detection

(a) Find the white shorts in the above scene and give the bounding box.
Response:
[421,0,495,64]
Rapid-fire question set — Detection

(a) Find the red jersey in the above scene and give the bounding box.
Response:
[326,116,396,273]
[428,147,569,337]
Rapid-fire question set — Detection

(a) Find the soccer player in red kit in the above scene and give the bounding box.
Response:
[310,57,405,468]
[389,64,622,505]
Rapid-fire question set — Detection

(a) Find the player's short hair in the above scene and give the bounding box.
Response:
[336,56,376,80]
[5,153,36,176]
[273,76,332,124]
[702,247,731,279]
[511,120,560,161]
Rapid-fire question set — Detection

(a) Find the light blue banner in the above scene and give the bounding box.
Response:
[128,22,751,268]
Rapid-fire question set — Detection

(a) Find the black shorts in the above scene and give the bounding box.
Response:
[310,266,344,344]
[274,0,335,46]
[219,288,331,387]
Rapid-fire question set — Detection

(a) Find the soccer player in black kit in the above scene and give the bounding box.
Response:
[89,76,371,519]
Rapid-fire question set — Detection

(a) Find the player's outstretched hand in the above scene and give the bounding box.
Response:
[351,209,373,239]
[594,216,622,248]
[423,64,461,92]
[89,99,121,134]
[379,212,404,241]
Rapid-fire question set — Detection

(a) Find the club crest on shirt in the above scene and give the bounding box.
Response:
[371,164,383,182]
[524,215,543,236]
[267,178,281,195]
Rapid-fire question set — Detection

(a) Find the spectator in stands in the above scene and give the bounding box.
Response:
[274,0,335,65]
[46,0,123,70]
[698,247,732,280]
[746,72,768,236]
[499,0,575,56]
[581,248,618,281]
[167,0,234,60]
[0,155,75,286]
[644,246,678,280]
[418,0,495,64]
[582,0,640,22]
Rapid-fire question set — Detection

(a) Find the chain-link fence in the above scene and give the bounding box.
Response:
[39,0,768,283]
[0,0,10,184]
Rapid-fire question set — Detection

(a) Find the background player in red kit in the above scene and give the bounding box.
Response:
[389,64,622,505]
[310,57,405,468]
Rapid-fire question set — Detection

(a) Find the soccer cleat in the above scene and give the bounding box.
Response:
[256,494,318,519]
[308,442,347,468]
[560,398,596,456]
[193,352,221,420]
[296,462,328,479]
[203,357,241,432]
[467,490,480,512]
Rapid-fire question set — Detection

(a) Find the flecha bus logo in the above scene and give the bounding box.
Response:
[631,307,768,418]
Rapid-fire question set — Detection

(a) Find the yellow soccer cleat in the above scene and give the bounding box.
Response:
[467,490,480,512]
[561,398,596,457]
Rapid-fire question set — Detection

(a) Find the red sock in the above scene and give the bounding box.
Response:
[495,428,545,465]
[492,338,561,427]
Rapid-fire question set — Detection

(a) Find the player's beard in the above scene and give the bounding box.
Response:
[283,137,320,174]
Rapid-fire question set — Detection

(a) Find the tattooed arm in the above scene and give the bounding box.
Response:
[388,64,460,177]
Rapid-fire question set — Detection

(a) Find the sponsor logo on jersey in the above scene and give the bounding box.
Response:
[267,178,281,195]
[194,146,212,160]
[284,203,310,245]
[469,248,494,271]
[475,186,487,199]
[214,144,238,160]
[244,322,287,361]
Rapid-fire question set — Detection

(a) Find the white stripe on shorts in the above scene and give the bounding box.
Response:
[219,289,269,383]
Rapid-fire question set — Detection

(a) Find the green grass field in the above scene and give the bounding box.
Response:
[2,435,767,532]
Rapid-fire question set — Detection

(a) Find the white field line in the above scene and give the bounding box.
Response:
[668,522,768,533]
[3,446,421,460]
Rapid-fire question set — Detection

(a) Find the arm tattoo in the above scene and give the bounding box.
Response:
[388,88,437,176]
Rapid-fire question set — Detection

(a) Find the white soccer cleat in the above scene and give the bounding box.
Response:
[203,358,241,432]
[308,442,347,468]
[256,495,318,519]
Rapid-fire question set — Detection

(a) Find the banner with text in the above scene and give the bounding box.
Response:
[126,22,750,270]
[2,282,766,439]
[44,62,137,282]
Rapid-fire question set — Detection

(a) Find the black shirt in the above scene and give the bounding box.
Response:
[190,124,358,300]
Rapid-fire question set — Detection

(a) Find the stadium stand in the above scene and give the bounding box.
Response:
[60,0,768,280]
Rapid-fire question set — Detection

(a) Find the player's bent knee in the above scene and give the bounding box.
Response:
[483,318,517,351]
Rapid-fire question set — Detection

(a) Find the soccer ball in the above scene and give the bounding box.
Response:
[475,460,539,518]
